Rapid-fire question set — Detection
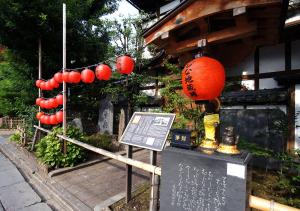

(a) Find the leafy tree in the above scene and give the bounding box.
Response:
[0,0,119,78]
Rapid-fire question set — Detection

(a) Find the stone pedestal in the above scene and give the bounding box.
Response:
[160,147,252,211]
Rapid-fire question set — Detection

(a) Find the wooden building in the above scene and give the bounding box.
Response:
[128,0,300,151]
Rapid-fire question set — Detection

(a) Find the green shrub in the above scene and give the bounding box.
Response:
[9,132,21,144]
[84,133,113,151]
[36,126,87,168]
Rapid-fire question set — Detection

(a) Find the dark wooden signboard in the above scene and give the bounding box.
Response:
[161,147,252,211]
[120,112,175,151]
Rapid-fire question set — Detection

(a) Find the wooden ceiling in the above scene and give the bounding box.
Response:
[143,0,283,66]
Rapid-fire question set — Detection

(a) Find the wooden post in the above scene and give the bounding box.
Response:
[254,47,259,90]
[149,150,158,211]
[62,3,67,154]
[10,119,12,129]
[126,145,133,203]
[30,127,38,151]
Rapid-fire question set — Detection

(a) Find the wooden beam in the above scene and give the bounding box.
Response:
[166,22,257,54]
[227,69,300,81]
[144,0,280,45]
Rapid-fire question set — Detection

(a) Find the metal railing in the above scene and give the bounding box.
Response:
[33,125,300,211]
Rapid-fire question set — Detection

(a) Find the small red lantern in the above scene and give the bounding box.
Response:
[45,81,53,91]
[36,98,43,106]
[44,100,51,109]
[40,115,46,124]
[62,72,70,83]
[181,56,225,101]
[39,100,45,108]
[36,112,44,120]
[54,72,63,83]
[48,98,58,109]
[36,80,43,88]
[43,115,50,125]
[50,78,59,89]
[50,115,58,125]
[95,64,112,81]
[81,69,95,83]
[56,94,63,105]
[116,55,135,75]
[55,111,63,123]
[40,81,46,90]
[69,71,81,83]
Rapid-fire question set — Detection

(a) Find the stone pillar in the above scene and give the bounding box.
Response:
[98,96,114,135]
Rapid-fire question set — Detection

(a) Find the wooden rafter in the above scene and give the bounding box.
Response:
[143,0,280,45]
[165,22,257,54]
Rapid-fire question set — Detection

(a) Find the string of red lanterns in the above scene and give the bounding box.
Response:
[35,55,135,125]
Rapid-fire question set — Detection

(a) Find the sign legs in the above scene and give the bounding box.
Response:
[126,145,133,203]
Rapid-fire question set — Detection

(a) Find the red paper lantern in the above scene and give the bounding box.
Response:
[181,56,225,101]
[95,64,112,81]
[39,100,45,108]
[69,71,81,83]
[40,115,46,124]
[62,72,70,83]
[55,111,64,123]
[56,94,63,105]
[40,81,46,90]
[45,81,53,91]
[50,78,59,88]
[36,98,43,106]
[54,72,63,83]
[43,115,50,125]
[36,80,43,88]
[44,100,51,109]
[50,115,58,125]
[36,112,44,120]
[48,98,58,109]
[116,55,135,75]
[81,69,95,83]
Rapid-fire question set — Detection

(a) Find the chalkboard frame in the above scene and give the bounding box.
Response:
[119,112,176,151]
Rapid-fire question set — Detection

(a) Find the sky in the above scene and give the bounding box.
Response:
[103,0,139,20]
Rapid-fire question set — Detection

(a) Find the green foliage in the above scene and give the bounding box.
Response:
[84,133,113,151]
[237,138,273,158]
[9,132,21,144]
[36,126,87,168]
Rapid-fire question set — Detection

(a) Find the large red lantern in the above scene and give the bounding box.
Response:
[36,112,44,120]
[50,115,58,125]
[69,71,81,83]
[56,111,63,123]
[95,64,112,81]
[81,69,95,83]
[50,78,59,89]
[36,80,43,88]
[116,55,135,75]
[39,100,45,108]
[54,72,63,83]
[36,98,43,106]
[182,56,225,101]
[62,72,70,83]
[56,94,63,105]
[44,100,51,109]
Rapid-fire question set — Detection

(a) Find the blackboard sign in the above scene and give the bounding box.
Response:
[120,112,175,151]
[161,147,252,211]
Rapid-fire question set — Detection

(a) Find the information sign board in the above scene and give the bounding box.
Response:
[119,112,175,151]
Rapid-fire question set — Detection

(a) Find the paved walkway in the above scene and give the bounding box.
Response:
[0,132,161,210]
[53,149,159,209]
[0,141,52,211]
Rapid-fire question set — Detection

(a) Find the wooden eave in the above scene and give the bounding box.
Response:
[143,0,282,58]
